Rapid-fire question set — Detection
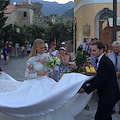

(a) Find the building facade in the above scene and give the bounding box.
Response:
[4,2,72,27]
[4,2,43,26]
[74,0,120,51]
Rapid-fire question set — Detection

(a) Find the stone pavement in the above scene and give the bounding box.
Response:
[0,56,120,120]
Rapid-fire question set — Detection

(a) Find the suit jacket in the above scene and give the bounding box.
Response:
[84,55,120,106]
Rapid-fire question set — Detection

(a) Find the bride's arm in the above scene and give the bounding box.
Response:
[25,57,48,79]
[25,61,38,79]
[37,71,47,76]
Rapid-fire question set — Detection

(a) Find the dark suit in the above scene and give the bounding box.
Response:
[84,55,120,120]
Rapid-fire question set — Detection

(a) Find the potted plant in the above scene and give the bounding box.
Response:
[73,45,87,73]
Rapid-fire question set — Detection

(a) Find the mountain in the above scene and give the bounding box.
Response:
[10,0,43,3]
[61,8,73,18]
[41,1,74,16]
[10,0,74,16]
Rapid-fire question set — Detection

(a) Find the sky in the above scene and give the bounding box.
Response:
[44,0,74,4]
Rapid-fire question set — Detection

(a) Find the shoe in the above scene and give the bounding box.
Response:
[85,105,89,110]
[119,110,120,114]
[112,110,115,114]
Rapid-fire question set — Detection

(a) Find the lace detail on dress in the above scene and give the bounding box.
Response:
[25,53,49,79]
[0,72,22,93]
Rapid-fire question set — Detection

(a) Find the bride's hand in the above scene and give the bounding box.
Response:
[37,58,47,65]
[50,67,55,71]
[37,71,47,76]
[0,71,2,74]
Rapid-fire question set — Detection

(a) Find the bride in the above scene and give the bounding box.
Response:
[0,39,93,120]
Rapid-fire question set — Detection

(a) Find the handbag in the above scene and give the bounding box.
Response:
[1,54,4,59]
[6,56,9,60]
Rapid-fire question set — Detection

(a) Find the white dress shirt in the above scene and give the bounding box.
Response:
[97,53,104,68]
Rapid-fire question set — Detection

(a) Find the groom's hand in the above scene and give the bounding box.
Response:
[77,88,85,93]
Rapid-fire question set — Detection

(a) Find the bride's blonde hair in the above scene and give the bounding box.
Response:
[29,38,45,58]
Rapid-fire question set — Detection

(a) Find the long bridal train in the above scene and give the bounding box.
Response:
[0,72,93,120]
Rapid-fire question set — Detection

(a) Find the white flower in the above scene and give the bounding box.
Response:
[45,57,61,68]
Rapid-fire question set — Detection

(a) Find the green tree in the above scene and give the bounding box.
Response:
[46,20,73,47]
[0,0,9,43]
[23,24,46,44]
[65,20,73,40]
[74,45,87,72]
[46,22,61,44]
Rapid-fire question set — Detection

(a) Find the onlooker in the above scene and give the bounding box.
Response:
[3,44,9,65]
[86,35,91,44]
[7,41,12,57]
[104,43,109,55]
[82,38,87,54]
[47,42,60,81]
[26,42,31,55]
[59,47,70,73]
[20,45,25,57]
[107,41,120,114]
[61,42,71,61]
[45,43,49,53]
[87,38,94,57]
[84,59,96,72]
[61,41,68,51]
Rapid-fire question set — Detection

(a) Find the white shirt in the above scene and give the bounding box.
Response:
[97,53,104,68]
[26,44,31,51]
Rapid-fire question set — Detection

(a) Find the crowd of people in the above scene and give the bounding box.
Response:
[0,37,120,120]
[1,42,32,65]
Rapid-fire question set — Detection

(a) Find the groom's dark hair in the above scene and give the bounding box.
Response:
[92,41,105,51]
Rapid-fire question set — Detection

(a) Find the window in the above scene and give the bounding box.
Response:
[23,12,27,17]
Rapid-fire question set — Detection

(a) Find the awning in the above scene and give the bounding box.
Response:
[102,17,120,31]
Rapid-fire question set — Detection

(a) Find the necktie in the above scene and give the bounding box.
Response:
[115,55,118,71]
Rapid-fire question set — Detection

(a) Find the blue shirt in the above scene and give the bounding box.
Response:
[90,54,97,68]
[3,47,8,55]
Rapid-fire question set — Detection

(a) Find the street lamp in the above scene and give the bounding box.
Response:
[113,0,117,41]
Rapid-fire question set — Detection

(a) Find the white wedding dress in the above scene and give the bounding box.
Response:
[0,53,93,120]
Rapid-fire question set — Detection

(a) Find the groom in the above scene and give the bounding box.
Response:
[79,41,120,120]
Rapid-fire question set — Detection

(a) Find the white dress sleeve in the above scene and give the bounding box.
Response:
[25,57,38,79]
[25,54,49,79]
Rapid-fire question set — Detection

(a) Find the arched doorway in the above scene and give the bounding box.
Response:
[95,8,113,49]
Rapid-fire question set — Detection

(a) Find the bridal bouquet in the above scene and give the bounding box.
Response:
[45,57,61,72]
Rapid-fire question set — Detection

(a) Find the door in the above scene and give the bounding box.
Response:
[99,21,113,50]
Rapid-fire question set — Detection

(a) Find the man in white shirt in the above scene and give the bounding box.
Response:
[107,41,120,114]
[26,42,31,55]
